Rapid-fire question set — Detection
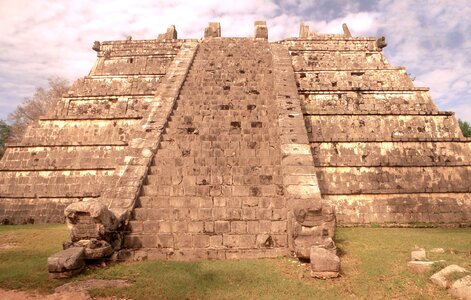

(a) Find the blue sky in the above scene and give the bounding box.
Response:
[1,0,470,121]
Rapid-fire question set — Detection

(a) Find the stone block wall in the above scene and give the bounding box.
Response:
[1,23,470,251]
[282,33,471,225]
[122,38,291,260]
[302,91,438,114]
[0,38,196,225]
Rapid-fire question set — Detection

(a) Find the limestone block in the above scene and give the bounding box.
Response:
[307,115,461,142]
[256,234,274,248]
[292,200,335,227]
[342,23,352,38]
[254,21,268,39]
[411,248,426,261]
[158,25,177,40]
[310,246,340,278]
[431,265,468,289]
[407,261,435,273]
[65,201,118,241]
[48,247,85,278]
[204,22,221,38]
[294,233,336,259]
[450,275,471,300]
[285,185,321,199]
[299,23,310,38]
[73,239,114,259]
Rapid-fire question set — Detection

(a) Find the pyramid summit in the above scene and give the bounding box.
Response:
[0,22,469,278]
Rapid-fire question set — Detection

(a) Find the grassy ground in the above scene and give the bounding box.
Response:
[0,224,470,299]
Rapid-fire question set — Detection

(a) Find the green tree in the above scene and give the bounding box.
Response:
[458,119,471,138]
[8,77,69,142]
[0,120,10,158]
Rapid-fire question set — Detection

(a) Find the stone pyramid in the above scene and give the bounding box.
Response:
[0,22,469,278]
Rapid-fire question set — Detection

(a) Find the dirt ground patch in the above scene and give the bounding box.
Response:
[0,243,18,250]
[0,279,129,300]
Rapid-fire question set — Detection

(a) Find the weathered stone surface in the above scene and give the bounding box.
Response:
[204,22,221,38]
[158,25,177,39]
[431,265,468,289]
[431,248,446,254]
[407,261,435,273]
[48,247,85,276]
[0,22,470,279]
[65,201,118,242]
[450,275,471,300]
[411,248,426,261]
[73,239,114,259]
[310,246,340,278]
[283,25,471,227]
[342,23,352,38]
[254,21,268,39]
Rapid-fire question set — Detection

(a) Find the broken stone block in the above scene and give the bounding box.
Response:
[411,248,426,261]
[430,248,446,254]
[342,23,352,38]
[294,233,335,259]
[48,247,85,279]
[74,239,114,259]
[290,199,337,260]
[430,265,468,289]
[65,201,118,242]
[158,25,177,40]
[310,246,340,278]
[407,261,436,273]
[450,275,471,300]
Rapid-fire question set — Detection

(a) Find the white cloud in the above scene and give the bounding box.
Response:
[374,0,471,120]
[0,0,470,122]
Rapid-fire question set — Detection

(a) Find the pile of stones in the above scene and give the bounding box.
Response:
[407,247,471,299]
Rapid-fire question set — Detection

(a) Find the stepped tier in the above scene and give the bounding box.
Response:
[282,33,471,225]
[0,24,468,278]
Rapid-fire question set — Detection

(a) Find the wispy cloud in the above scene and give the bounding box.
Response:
[0,0,470,121]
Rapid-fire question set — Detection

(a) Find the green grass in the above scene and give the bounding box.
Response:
[1,225,470,299]
[0,224,69,292]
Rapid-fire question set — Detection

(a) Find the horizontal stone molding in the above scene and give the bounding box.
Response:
[282,39,380,51]
[118,247,290,262]
[304,112,453,116]
[306,115,462,142]
[0,197,82,224]
[296,69,413,90]
[325,193,471,225]
[5,142,128,148]
[311,141,471,167]
[317,166,471,194]
[39,116,143,121]
[300,87,430,92]
[290,51,387,71]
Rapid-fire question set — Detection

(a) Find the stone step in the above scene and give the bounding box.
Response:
[141,183,283,198]
[124,232,286,250]
[144,173,282,187]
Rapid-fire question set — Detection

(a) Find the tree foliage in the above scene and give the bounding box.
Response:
[7,77,69,142]
[459,119,471,138]
[0,120,10,158]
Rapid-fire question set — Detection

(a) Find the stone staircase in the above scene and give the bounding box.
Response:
[124,38,290,260]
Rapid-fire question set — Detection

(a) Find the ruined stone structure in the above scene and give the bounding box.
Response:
[1,22,470,278]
